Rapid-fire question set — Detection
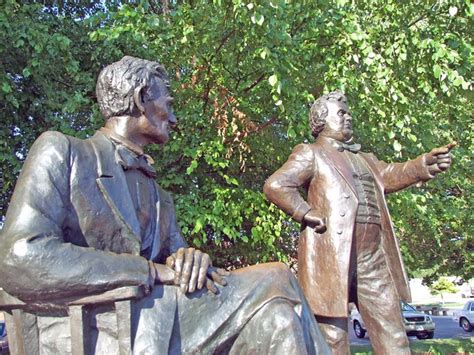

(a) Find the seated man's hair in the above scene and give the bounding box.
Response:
[96,56,169,120]
[309,90,347,138]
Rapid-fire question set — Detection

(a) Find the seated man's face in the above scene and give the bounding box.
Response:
[137,76,177,145]
[322,100,353,142]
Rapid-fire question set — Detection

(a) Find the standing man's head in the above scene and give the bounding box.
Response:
[309,91,353,142]
[97,56,176,145]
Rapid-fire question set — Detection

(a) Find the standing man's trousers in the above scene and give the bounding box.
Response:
[316,223,411,355]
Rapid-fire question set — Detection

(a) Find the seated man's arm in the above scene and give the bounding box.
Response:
[0,132,155,301]
[154,190,228,294]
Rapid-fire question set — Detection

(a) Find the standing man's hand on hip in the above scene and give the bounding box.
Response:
[304,210,327,233]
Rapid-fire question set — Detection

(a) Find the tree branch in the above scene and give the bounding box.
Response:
[242,73,265,93]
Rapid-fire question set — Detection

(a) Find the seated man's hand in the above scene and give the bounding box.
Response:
[425,142,455,176]
[166,248,230,294]
[148,262,176,285]
[303,210,327,233]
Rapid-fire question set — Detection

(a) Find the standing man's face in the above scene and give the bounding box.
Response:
[137,76,177,145]
[321,100,353,142]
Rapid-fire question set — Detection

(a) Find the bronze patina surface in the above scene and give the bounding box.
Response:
[264,91,453,355]
[0,56,330,354]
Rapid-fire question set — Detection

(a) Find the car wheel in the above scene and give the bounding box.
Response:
[353,320,366,338]
[416,332,434,340]
[460,318,473,332]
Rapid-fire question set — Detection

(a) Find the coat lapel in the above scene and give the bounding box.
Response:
[317,137,358,197]
[90,131,141,254]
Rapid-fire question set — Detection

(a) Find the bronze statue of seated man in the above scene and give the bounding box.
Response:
[0,56,330,354]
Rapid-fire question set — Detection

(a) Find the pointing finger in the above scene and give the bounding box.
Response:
[430,146,450,156]
[444,141,457,151]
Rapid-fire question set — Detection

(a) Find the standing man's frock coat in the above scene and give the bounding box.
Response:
[264,136,434,317]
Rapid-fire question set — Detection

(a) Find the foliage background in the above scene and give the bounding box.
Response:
[0,0,472,283]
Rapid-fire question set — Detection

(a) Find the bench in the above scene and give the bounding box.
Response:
[0,286,146,355]
[414,305,449,316]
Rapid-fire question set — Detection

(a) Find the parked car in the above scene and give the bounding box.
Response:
[0,320,7,352]
[350,301,435,339]
[453,300,474,332]
[460,284,474,299]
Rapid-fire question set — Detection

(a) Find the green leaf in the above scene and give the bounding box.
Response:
[192,218,204,233]
[452,77,463,87]
[260,47,270,60]
[268,74,278,87]
[287,127,296,138]
[433,65,442,79]
[393,140,402,152]
[1,82,11,93]
[186,160,198,175]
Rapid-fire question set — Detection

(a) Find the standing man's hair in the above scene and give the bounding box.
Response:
[309,91,347,138]
[96,56,169,120]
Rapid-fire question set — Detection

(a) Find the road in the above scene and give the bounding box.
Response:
[350,316,473,345]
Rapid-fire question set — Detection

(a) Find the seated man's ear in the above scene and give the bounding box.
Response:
[133,85,147,114]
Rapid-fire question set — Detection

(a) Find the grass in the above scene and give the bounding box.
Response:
[351,338,474,354]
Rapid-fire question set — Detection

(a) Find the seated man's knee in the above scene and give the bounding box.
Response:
[261,262,294,280]
[316,317,348,348]
[261,301,300,331]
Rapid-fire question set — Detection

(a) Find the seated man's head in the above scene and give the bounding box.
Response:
[309,91,353,142]
[96,56,176,145]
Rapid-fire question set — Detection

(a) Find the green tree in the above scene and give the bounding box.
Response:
[0,1,472,279]
[429,277,458,304]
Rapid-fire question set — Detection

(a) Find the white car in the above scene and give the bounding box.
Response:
[453,300,474,332]
[350,301,435,339]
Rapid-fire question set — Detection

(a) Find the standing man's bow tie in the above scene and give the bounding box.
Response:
[336,141,361,153]
[115,145,157,178]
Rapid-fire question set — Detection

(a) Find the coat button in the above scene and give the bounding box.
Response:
[340,211,345,217]
[343,193,350,199]
[337,230,343,234]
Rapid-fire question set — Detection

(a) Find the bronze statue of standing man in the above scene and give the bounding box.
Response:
[264,91,453,354]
